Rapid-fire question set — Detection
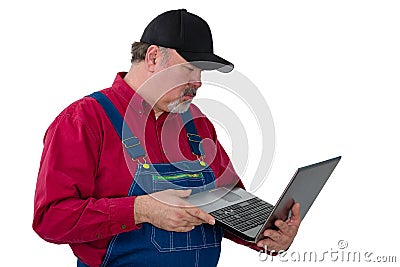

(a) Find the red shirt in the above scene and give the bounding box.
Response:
[33,72,258,267]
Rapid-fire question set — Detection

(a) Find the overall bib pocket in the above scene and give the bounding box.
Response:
[145,164,223,252]
[152,172,206,193]
[151,223,223,252]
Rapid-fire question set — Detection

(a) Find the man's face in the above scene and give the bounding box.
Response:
[152,49,202,114]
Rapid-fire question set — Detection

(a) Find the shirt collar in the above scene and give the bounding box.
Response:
[111,72,154,116]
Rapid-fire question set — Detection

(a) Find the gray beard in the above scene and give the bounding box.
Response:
[167,98,192,113]
[167,87,196,113]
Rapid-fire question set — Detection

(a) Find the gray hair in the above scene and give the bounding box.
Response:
[130,42,170,66]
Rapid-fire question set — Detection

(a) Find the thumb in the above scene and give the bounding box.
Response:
[174,189,192,198]
[288,202,301,225]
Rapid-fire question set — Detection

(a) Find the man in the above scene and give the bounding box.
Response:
[33,9,300,267]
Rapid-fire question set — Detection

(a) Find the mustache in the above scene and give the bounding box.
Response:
[182,87,197,98]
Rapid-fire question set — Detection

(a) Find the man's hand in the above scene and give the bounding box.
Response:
[134,189,215,232]
[257,202,301,252]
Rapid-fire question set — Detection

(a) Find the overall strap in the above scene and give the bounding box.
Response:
[88,91,146,159]
[180,110,205,157]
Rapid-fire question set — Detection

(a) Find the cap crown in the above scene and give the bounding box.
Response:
[141,9,214,53]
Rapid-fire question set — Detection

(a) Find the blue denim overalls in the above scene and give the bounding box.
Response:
[78,92,223,267]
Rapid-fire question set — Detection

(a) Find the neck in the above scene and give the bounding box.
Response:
[123,63,146,92]
[124,63,164,117]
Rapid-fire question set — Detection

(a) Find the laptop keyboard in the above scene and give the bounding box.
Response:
[210,197,274,232]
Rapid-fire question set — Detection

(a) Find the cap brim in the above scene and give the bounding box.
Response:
[176,50,234,73]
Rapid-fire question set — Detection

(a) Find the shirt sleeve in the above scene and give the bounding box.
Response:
[33,111,141,244]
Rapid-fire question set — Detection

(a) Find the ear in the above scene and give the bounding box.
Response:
[144,45,159,72]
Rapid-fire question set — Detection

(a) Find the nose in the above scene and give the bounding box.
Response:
[189,80,202,89]
[188,69,202,89]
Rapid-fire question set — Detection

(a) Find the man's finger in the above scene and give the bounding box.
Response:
[185,207,215,225]
[257,238,279,251]
[263,229,282,241]
[174,225,196,232]
[275,220,290,234]
[181,216,204,226]
[174,189,192,198]
[288,202,301,225]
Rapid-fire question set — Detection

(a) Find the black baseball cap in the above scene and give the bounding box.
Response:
[140,9,234,73]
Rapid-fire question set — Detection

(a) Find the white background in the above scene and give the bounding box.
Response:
[1,0,399,266]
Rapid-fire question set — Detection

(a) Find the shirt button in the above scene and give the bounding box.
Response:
[138,110,143,114]
[96,233,101,238]
[121,224,127,230]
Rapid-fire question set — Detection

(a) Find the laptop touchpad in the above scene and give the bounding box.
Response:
[221,191,242,202]
[209,187,242,202]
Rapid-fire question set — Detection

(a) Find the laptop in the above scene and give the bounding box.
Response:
[187,156,341,243]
